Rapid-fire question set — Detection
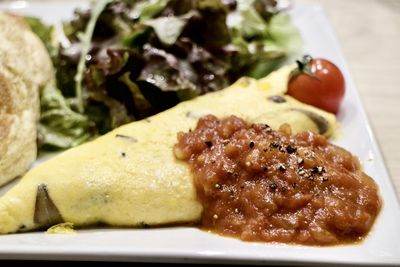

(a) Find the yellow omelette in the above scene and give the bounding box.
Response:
[0,66,337,234]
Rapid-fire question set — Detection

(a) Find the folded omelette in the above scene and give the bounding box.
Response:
[0,66,337,234]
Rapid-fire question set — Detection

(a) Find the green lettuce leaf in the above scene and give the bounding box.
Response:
[267,13,303,54]
[45,0,303,151]
[132,0,169,21]
[143,11,197,45]
[74,0,113,113]
[38,82,91,150]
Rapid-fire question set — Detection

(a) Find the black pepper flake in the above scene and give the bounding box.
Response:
[322,177,329,182]
[292,182,297,188]
[121,152,126,157]
[249,141,255,148]
[205,141,213,147]
[263,166,268,172]
[281,186,287,193]
[286,145,297,154]
[297,168,306,176]
[270,183,278,190]
[278,163,286,171]
[312,166,325,174]
[270,141,280,148]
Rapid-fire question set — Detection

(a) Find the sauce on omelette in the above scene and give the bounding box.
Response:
[174,115,381,245]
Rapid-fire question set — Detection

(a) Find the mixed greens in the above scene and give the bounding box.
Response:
[28,0,302,150]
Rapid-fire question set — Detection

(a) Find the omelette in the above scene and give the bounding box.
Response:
[0,66,337,234]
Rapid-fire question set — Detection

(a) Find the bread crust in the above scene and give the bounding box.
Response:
[0,12,54,186]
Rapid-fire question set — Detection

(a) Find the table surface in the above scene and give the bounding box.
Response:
[299,0,400,199]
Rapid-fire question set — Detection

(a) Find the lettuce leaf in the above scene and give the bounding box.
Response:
[34,0,302,151]
[25,17,92,150]
[74,0,113,113]
[38,82,91,150]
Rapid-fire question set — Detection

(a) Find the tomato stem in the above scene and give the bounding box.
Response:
[290,55,318,80]
[296,55,312,71]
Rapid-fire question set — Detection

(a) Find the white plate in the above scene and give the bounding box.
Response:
[1,1,400,265]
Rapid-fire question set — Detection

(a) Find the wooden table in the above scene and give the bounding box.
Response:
[299,0,400,198]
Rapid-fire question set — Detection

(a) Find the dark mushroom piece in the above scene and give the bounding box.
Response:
[34,184,63,229]
[268,95,287,103]
[291,108,329,135]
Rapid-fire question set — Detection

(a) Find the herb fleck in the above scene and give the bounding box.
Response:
[115,134,138,142]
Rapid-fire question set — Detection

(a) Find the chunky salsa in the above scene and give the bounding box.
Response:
[174,115,381,245]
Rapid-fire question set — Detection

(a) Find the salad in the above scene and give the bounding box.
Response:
[28,0,302,150]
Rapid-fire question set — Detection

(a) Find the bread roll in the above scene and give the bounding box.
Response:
[0,13,54,186]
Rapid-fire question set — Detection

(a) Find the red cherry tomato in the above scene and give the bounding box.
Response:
[287,56,345,114]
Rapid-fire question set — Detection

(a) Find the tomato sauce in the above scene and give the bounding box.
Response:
[174,115,381,245]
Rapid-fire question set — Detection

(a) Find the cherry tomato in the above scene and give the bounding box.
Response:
[287,55,345,114]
